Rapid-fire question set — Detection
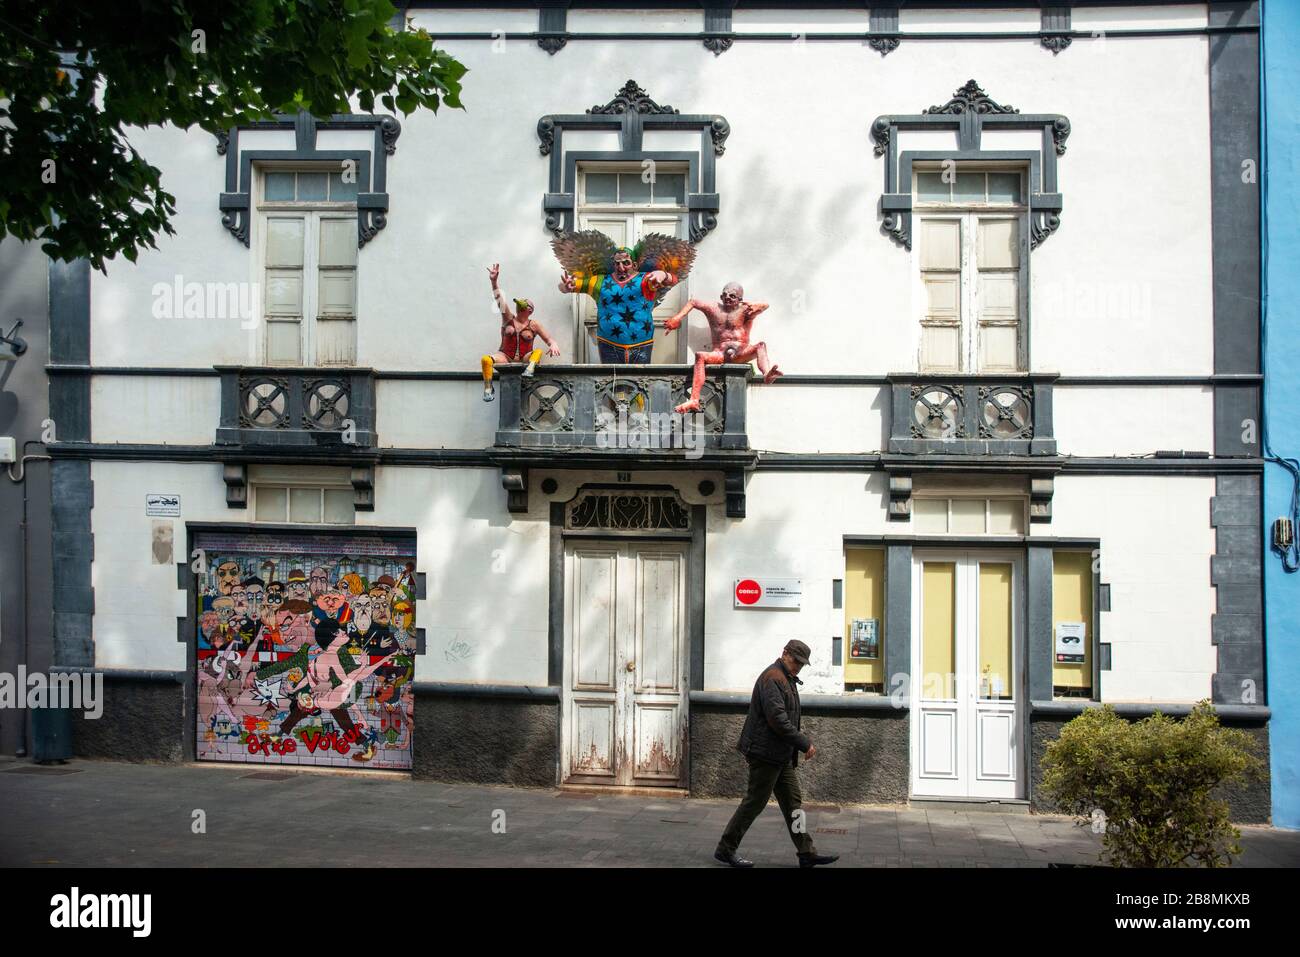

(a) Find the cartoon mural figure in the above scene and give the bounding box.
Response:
[286,568,310,603]
[553,230,696,364]
[480,264,561,402]
[194,538,417,771]
[215,560,242,595]
[280,625,398,737]
[309,566,330,599]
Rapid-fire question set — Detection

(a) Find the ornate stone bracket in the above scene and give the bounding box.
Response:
[1041,5,1073,54]
[724,470,746,519]
[537,80,729,241]
[888,474,913,521]
[352,465,375,512]
[871,80,1070,250]
[538,1,569,55]
[704,4,736,56]
[503,468,528,514]
[1030,477,1054,523]
[868,7,900,56]
[223,463,248,509]
[217,111,400,248]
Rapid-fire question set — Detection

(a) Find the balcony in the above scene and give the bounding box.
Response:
[490,363,755,516]
[215,366,378,450]
[214,366,378,509]
[887,373,1057,457]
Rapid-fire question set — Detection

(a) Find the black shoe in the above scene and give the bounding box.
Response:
[798,853,839,868]
[714,848,754,868]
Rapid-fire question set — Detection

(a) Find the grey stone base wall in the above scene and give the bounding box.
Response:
[689,705,909,805]
[1030,715,1271,825]
[73,677,190,763]
[412,692,558,788]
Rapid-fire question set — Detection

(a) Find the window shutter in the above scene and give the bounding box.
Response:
[263,216,305,364]
[315,216,357,365]
[919,218,962,372]
[975,217,1020,372]
[636,213,688,365]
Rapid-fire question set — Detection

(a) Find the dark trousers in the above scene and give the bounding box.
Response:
[597,340,653,363]
[718,756,816,857]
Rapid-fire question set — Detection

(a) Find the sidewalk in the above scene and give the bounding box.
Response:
[2,758,1298,868]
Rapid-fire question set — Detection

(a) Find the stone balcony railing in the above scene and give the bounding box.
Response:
[887,373,1057,456]
[214,366,378,510]
[215,366,378,450]
[490,363,755,516]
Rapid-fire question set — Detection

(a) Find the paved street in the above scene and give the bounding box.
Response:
[2,757,1298,868]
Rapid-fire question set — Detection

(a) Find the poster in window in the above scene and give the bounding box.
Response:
[850,618,879,660]
[1055,621,1087,663]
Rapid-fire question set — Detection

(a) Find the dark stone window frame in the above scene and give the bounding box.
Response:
[871,81,1069,251]
[537,80,729,242]
[217,112,401,248]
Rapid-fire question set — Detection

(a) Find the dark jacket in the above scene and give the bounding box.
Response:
[737,659,811,767]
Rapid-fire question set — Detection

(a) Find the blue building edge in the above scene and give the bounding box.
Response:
[1263,0,1300,830]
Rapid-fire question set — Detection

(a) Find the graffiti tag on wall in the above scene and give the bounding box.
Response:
[194,533,417,770]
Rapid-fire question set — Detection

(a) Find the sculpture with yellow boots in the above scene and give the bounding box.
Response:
[481,264,561,402]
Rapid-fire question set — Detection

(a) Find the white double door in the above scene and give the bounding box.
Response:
[563,541,688,787]
[910,551,1024,799]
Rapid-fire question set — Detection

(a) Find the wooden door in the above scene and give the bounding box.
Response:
[563,541,688,786]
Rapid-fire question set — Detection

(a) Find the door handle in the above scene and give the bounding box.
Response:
[626,660,636,672]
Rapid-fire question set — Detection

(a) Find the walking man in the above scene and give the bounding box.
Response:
[715,640,839,868]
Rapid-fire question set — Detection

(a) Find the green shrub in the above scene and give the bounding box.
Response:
[1039,701,1264,868]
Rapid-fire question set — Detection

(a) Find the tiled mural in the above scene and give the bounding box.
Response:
[194,531,417,770]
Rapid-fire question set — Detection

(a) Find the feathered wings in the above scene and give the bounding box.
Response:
[550,230,617,280]
[633,234,696,280]
[552,230,696,300]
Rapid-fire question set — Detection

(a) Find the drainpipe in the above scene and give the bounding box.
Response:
[7,440,51,757]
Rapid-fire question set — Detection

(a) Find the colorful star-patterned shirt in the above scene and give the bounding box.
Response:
[574,272,675,348]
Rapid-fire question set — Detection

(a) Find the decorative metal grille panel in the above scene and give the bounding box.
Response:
[671,378,725,434]
[520,378,575,433]
[566,490,691,531]
[979,385,1033,439]
[241,377,291,429]
[911,385,964,439]
[304,377,351,431]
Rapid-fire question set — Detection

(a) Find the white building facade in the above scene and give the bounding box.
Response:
[42,2,1269,815]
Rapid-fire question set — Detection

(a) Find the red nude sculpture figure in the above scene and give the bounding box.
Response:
[667,283,782,413]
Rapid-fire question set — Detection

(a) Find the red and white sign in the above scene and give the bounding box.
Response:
[733,578,802,609]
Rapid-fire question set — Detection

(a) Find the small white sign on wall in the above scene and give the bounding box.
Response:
[145,493,181,517]
[1055,621,1087,663]
[734,578,802,609]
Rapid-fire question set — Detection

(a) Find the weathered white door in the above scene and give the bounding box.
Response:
[563,541,688,787]
[910,551,1023,799]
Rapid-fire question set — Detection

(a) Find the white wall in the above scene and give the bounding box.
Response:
[1053,386,1215,457]
[703,471,892,694]
[1049,474,1218,702]
[91,461,230,670]
[91,376,220,445]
